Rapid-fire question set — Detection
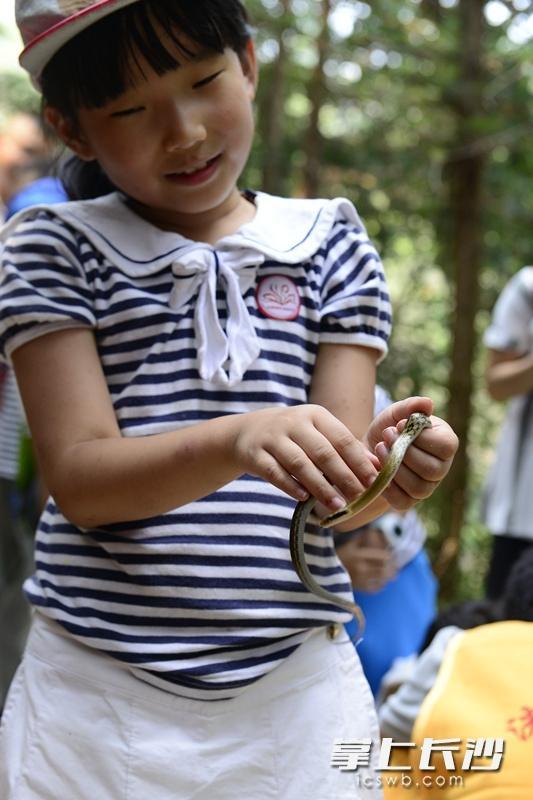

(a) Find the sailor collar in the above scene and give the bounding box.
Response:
[2,190,363,270]
[2,192,363,385]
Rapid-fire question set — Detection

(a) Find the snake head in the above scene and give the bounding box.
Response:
[404,412,432,437]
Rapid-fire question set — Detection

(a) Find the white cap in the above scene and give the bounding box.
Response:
[16,0,142,81]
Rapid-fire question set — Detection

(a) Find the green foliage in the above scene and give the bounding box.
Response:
[244,0,532,602]
[0,71,41,118]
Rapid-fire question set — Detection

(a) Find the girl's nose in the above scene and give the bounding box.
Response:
[163,104,207,152]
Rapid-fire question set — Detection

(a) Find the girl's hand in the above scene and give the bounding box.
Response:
[365,396,458,512]
[232,404,380,512]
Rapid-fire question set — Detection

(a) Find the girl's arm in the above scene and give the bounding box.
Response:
[309,342,458,529]
[485,347,533,402]
[12,328,380,529]
[308,341,383,528]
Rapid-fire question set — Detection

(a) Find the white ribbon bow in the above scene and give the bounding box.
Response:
[169,247,263,385]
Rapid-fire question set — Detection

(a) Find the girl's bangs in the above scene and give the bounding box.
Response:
[42,0,249,112]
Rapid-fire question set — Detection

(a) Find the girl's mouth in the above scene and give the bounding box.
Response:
[165,154,221,186]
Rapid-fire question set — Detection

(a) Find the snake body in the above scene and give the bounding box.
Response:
[289,412,432,630]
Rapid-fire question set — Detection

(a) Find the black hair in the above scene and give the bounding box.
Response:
[419,599,500,654]
[502,545,533,622]
[40,0,251,199]
[418,548,533,655]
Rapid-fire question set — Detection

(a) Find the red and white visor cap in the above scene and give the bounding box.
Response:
[16,0,142,82]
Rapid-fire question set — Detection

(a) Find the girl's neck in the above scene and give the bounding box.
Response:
[127,188,256,245]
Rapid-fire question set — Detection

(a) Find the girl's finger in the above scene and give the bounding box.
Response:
[366,397,434,450]
[381,460,440,509]
[309,413,379,488]
[289,427,375,504]
[398,415,459,462]
[376,437,449,484]
[376,415,454,482]
[267,440,347,511]
[254,453,310,502]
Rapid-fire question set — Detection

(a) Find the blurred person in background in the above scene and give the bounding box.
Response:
[0,112,50,214]
[378,549,533,799]
[1,112,66,220]
[0,111,66,711]
[482,267,533,599]
[0,362,30,711]
[337,508,437,697]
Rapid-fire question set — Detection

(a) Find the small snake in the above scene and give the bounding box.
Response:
[289,412,432,632]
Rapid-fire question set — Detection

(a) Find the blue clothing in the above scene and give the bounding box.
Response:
[1,171,67,478]
[5,177,67,220]
[345,549,437,695]
[0,191,391,700]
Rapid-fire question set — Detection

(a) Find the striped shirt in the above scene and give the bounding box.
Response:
[0,364,24,481]
[0,191,391,699]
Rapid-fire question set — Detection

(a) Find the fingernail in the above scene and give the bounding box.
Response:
[296,488,309,500]
[329,496,345,511]
[362,472,377,487]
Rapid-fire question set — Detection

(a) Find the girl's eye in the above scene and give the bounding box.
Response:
[193,70,224,89]
[109,106,145,118]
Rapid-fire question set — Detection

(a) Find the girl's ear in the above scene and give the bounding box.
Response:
[241,39,258,100]
[44,106,95,162]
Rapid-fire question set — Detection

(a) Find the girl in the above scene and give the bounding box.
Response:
[0,2,457,798]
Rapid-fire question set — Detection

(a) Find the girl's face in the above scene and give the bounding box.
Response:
[48,35,257,237]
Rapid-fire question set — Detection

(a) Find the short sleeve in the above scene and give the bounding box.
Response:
[378,626,461,739]
[483,267,533,354]
[318,218,391,361]
[0,211,96,362]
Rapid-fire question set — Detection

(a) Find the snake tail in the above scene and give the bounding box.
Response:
[288,411,431,637]
[289,496,366,634]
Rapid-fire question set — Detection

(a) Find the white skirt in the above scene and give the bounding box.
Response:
[0,613,382,800]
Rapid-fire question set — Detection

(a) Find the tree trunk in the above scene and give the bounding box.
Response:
[261,0,291,194]
[434,0,487,598]
[302,0,331,198]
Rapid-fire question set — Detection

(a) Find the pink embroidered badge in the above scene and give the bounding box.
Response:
[256,275,301,321]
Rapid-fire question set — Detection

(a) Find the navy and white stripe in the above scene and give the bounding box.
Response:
[0,191,391,699]
[0,364,24,481]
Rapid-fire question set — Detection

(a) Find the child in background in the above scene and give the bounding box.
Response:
[378,551,533,799]
[482,266,533,598]
[0,2,457,798]
[338,511,438,695]
[0,114,68,710]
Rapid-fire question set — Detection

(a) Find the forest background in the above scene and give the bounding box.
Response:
[1,0,532,602]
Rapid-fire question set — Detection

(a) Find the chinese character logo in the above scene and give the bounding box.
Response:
[507,706,533,741]
[331,737,505,773]
[330,739,372,771]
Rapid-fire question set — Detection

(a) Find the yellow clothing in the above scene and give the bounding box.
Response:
[383,621,533,799]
